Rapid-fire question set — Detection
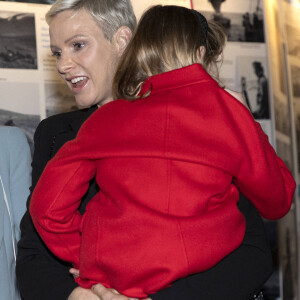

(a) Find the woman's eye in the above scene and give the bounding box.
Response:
[73,42,84,50]
[51,51,61,58]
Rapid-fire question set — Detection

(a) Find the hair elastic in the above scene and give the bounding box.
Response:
[192,9,209,40]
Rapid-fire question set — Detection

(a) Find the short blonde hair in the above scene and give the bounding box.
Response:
[113,5,226,100]
[46,0,136,41]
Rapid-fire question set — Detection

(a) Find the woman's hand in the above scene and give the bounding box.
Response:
[69,269,151,300]
[68,287,100,300]
[92,284,152,300]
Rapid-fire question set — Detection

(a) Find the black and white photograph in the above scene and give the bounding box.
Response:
[0,108,39,154]
[0,81,40,154]
[193,0,265,43]
[237,56,270,120]
[45,82,77,118]
[286,24,300,60]
[2,0,55,4]
[0,10,37,69]
[291,65,300,98]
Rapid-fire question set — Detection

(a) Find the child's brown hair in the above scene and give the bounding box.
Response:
[113,5,227,100]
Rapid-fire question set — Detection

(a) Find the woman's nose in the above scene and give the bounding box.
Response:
[56,54,73,74]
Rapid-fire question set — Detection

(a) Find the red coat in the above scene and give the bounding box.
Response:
[30,64,295,298]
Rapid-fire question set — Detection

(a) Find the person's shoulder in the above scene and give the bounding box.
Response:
[0,126,30,159]
[42,107,94,125]
[0,125,23,135]
[0,126,27,144]
[38,106,96,132]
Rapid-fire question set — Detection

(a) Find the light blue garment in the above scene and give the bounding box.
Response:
[0,127,31,300]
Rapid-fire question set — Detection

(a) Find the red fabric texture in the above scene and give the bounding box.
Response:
[30,64,295,298]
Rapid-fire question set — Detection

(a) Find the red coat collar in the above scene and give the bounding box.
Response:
[140,63,217,96]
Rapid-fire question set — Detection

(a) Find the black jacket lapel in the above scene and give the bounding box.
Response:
[50,106,97,158]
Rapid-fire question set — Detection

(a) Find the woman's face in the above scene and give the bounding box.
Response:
[49,9,120,107]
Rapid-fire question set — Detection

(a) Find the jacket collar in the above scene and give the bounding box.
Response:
[61,105,98,134]
[140,63,217,96]
[50,105,97,158]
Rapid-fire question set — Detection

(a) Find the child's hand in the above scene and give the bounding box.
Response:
[69,268,80,279]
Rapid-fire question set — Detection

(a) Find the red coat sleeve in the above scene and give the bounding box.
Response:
[223,94,296,220]
[29,129,96,268]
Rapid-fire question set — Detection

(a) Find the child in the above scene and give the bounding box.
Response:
[30,5,295,299]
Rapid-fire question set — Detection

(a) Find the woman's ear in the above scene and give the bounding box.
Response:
[113,26,133,56]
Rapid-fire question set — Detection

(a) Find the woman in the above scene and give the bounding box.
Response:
[18,1,277,300]
[30,3,295,300]
[0,126,31,300]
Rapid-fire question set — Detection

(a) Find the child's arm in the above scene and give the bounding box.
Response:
[223,91,296,219]
[29,124,97,268]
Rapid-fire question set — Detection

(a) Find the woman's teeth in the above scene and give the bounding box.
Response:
[71,76,87,84]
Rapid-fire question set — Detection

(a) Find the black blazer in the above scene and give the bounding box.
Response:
[16,106,273,300]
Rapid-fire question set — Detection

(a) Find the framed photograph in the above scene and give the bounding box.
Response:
[0,81,40,154]
[45,82,77,118]
[237,56,270,120]
[192,0,265,43]
[0,11,37,69]
[1,0,55,4]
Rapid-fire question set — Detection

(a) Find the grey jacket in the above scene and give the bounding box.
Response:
[0,126,31,300]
